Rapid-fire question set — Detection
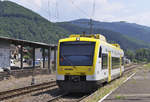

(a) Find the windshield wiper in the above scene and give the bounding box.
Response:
[61,55,76,68]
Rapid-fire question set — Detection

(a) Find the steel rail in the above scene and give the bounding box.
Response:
[0,81,57,101]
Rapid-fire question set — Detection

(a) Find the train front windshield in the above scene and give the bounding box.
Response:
[59,41,95,66]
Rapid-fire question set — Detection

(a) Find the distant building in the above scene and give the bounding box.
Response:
[35,48,43,60]
[124,57,131,64]
[0,36,57,71]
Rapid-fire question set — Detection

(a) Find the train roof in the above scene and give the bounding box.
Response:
[59,34,123,52]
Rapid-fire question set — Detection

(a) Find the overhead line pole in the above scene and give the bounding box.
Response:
[90,0,96,34]
[90,18,93,34]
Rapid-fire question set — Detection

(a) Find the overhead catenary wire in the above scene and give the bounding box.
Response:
[35,0,97,34]
[17,0,54,21]
[48,0,51,22]
[91,0,96,18]
[54,0,59,35]
[67,0,89,17]
[22,0,58,21]
[54,0,59,21]
[67,0,96,34]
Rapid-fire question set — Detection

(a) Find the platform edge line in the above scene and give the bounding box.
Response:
[98,72,136,102]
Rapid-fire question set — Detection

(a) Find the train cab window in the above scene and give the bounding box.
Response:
[59,41,95,66]
[112,57,120,69]
[102,54,108,69]
[99,47,102,58]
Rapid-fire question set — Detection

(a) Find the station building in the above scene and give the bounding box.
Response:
[0,40,10,71]
[0,36,57,72]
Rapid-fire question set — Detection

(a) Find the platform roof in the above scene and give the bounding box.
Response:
[0,36,57,48]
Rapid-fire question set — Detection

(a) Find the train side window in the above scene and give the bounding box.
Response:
[102,54,108,69]
[112,57,120,69]
[99,47,102,58]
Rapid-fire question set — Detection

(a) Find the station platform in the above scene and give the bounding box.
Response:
[102,67,150,102]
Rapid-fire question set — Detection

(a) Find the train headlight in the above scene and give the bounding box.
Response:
[76,37,80,41]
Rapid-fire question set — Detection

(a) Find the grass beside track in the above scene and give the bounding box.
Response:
[143,63,150,69]
[83,65,141,102]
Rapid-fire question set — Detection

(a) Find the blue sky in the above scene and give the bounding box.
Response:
[9,0,150,26]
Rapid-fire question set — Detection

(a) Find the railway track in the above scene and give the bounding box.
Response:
[47,93,68,102]
[124,64,140,73]
[47,93,89,102]
[49,64,139,102]
[0,81,57,101]
[0,64,140,102]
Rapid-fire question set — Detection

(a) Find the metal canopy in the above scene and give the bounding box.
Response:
[0,36,57,48]
[0,36,57,73]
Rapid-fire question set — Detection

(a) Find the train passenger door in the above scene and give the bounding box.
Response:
[108,51,111,82]
[97,46,102,78]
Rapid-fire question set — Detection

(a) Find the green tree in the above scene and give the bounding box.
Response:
[135,48,150,62]
[125,50,135,61]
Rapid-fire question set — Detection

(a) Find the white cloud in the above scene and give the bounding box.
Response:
[10,0,42,12]
[9,0,150,26]
[122,12,150,26]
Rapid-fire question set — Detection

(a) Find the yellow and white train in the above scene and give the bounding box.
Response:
[56,34,124,92]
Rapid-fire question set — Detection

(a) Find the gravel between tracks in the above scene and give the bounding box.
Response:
[3,86,61,102]
[0,74,56,92]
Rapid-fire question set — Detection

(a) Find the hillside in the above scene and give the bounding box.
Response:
[0,1,69,44]
[56,22,150,50]
[0,1,149,51]
[69,19,150,43]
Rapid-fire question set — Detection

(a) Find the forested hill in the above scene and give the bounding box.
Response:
[0,1,149,50]
[0,1,69,44]
[69,19,150,43]
[56,22,150,50]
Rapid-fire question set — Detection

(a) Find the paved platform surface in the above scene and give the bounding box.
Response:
[103,68,150,102]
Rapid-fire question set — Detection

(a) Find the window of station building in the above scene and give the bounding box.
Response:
[112,57,120,69]
[102,54,108,69]
[99,47,102,58]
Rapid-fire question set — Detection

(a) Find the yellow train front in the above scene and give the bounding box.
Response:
[56,34,124,93]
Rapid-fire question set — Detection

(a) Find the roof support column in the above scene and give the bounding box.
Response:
[48,47,51,73]
[32,47,35,69]
[42,48,45,68]
[54,46,57,71]
[31,47,35,85]
[20,44,23,69]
